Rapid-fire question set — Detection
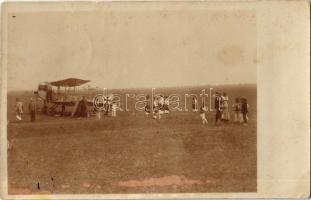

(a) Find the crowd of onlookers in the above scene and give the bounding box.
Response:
[145,92,250,125]
[144,95,170,119]
[193,92,250,125]
[14,92,250,125]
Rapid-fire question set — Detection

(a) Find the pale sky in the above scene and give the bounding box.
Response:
[7,9,256,91]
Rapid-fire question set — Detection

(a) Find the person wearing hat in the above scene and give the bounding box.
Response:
[28,97,36,122]
[192,96,198,112]
[241,98,249,124]
[199,105,208,125]
[214,92,222,124]
[111,101,117,117]
[145,95,151,115]
[221,92,230,122]
[80,96,88,118]
[153,97,159,119]
[232,98,242,123]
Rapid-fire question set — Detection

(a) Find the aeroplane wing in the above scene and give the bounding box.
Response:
[50,78,90,87]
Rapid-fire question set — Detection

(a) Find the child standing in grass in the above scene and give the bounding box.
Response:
[15,98,24,121]
[200,105,208,125]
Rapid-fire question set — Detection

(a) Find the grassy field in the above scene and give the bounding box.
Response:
[7,85,257,194]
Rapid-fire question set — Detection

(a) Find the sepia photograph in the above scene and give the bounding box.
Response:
[5,4,257,194]
[0,1,309,199]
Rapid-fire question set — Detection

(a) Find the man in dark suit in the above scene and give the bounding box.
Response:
[28,98,36,122]
[80,96,88,118]
[214,92,222,124]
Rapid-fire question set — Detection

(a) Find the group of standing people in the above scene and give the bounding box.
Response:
[91,95,119,119]
[98,96,118,118]
[232,97,249,124]
[15,98,36,122]
[215,92,249,125]
[14,92,250,125]
[144,95,170,119]
[192,92,250,125]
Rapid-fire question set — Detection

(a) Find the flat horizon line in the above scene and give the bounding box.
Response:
[7,83,257,93]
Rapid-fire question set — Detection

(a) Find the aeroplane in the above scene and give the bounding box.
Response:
[34,78,95,115]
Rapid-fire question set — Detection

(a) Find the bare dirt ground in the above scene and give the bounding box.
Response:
[7,85,257,194]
